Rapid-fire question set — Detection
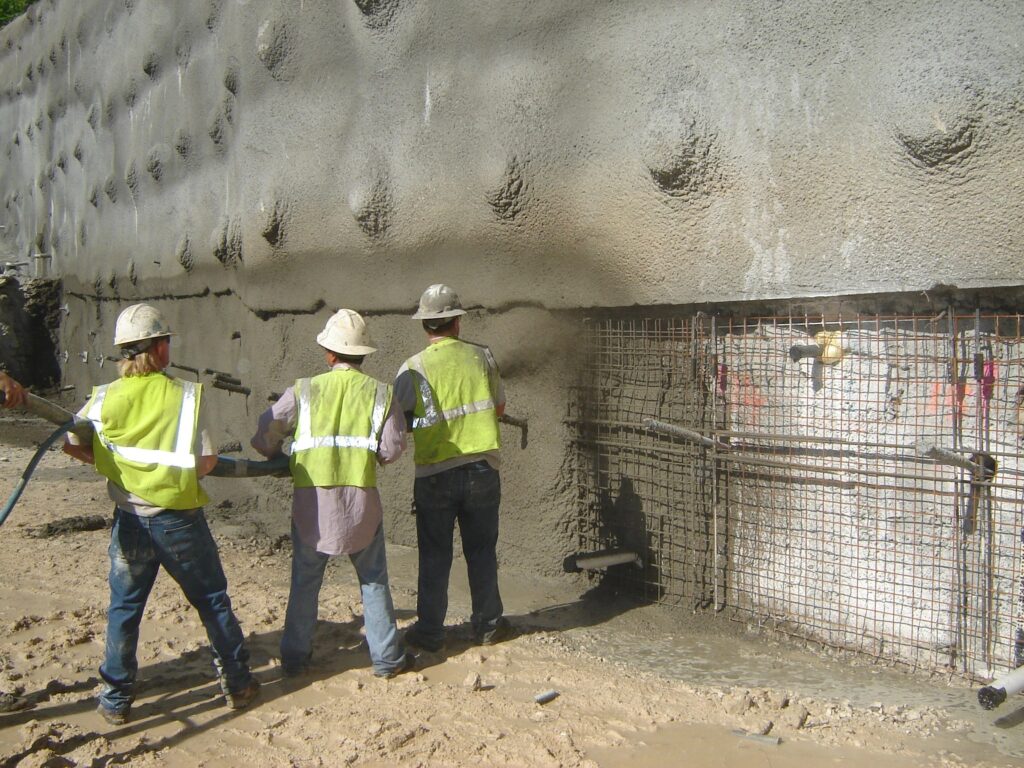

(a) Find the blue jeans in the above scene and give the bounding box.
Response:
[280,521,405,676]
[413,461,503,643]
[100,508,253,713]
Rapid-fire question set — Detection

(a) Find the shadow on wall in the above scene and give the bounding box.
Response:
[523,477,658,631]
[503,478,660,635]
[584,477,662,602]
[0,275,62,389]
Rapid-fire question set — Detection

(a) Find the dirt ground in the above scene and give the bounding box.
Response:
[0,412,1020,767]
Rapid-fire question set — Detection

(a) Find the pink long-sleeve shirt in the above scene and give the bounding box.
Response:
[251,363,406,555]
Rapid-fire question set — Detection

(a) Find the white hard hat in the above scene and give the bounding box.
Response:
[411,283,466,321]
[114,303,173,347]
[317,309,377,356]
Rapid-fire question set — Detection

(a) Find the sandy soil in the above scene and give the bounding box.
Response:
[0,413,1019,768]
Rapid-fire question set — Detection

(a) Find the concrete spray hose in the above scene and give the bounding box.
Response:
[0,390,289,526]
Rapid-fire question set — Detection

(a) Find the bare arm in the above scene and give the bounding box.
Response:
[63,396,95,463]
[197,453,217,477]
[194,408,217,477]
[63,441,95,464]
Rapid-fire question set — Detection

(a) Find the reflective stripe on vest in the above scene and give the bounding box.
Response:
[87,380,198,469]
[291,376,390,453]
[407,347,498,430]
[404,339,501,466]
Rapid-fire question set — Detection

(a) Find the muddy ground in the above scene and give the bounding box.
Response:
[0,412,1020,767]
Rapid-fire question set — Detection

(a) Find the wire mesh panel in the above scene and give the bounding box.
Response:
[568,317,717,606]
[570,309,1024,680]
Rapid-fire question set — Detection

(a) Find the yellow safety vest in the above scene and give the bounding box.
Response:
[85,373,208,510]
[290,368,391,488]
[405,337,501,465]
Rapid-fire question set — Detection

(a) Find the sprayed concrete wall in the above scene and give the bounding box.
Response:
[1,0,1023,574]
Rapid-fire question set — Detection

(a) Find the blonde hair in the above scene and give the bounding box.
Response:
[117,342,165,378]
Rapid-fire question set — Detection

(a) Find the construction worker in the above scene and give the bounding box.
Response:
[395,284,512,653]
[63,304,259,725]
[251,309,414,679]
[0,371,32,714]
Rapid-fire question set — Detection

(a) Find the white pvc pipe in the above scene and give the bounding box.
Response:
[978,665,1024,710]
[564,549,641,572]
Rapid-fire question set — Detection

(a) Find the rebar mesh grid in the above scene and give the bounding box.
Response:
[569,310,1024,680]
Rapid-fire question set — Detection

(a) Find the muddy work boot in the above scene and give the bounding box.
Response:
[281,660,309,679]
[96,703,130,725]
[475,617,515,646]
[0,692,33,714]
[403,625,444,654]
[224,678,261,710]
[374,653,417,680]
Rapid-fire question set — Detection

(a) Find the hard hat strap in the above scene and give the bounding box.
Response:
[119,337,156,359]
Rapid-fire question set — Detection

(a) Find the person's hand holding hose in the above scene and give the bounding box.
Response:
[0,372,26,408]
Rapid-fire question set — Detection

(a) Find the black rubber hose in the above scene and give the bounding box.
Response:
[0,420,76,527]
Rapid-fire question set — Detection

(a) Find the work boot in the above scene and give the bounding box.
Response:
[281,661,308,678]
[476,617,515,646]
[280,651,311,678]
[0,692,32,714]
[225,678,261,710]
[374,653,417,680]
[96,703,130,725]
[403,625,444,653]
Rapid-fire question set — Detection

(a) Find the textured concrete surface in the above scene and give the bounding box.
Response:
[1,0,1022,570]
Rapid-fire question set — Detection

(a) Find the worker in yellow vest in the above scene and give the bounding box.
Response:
[251,309,414,679]
[63,304,259,725]
[395,284,513,653]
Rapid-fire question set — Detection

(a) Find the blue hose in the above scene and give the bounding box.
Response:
[0,420,76,527]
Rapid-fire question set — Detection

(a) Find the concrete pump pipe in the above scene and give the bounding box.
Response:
[643,418,732,451]
[914,441,986,474]
[1,390,289,479]
[4,391,94,440]
[978,666,1024,710]
[563,548,642,573]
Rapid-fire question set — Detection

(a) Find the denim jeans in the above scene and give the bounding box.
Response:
[413,461,503,644]
[280,521,405,676]
[100,508,253,713]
